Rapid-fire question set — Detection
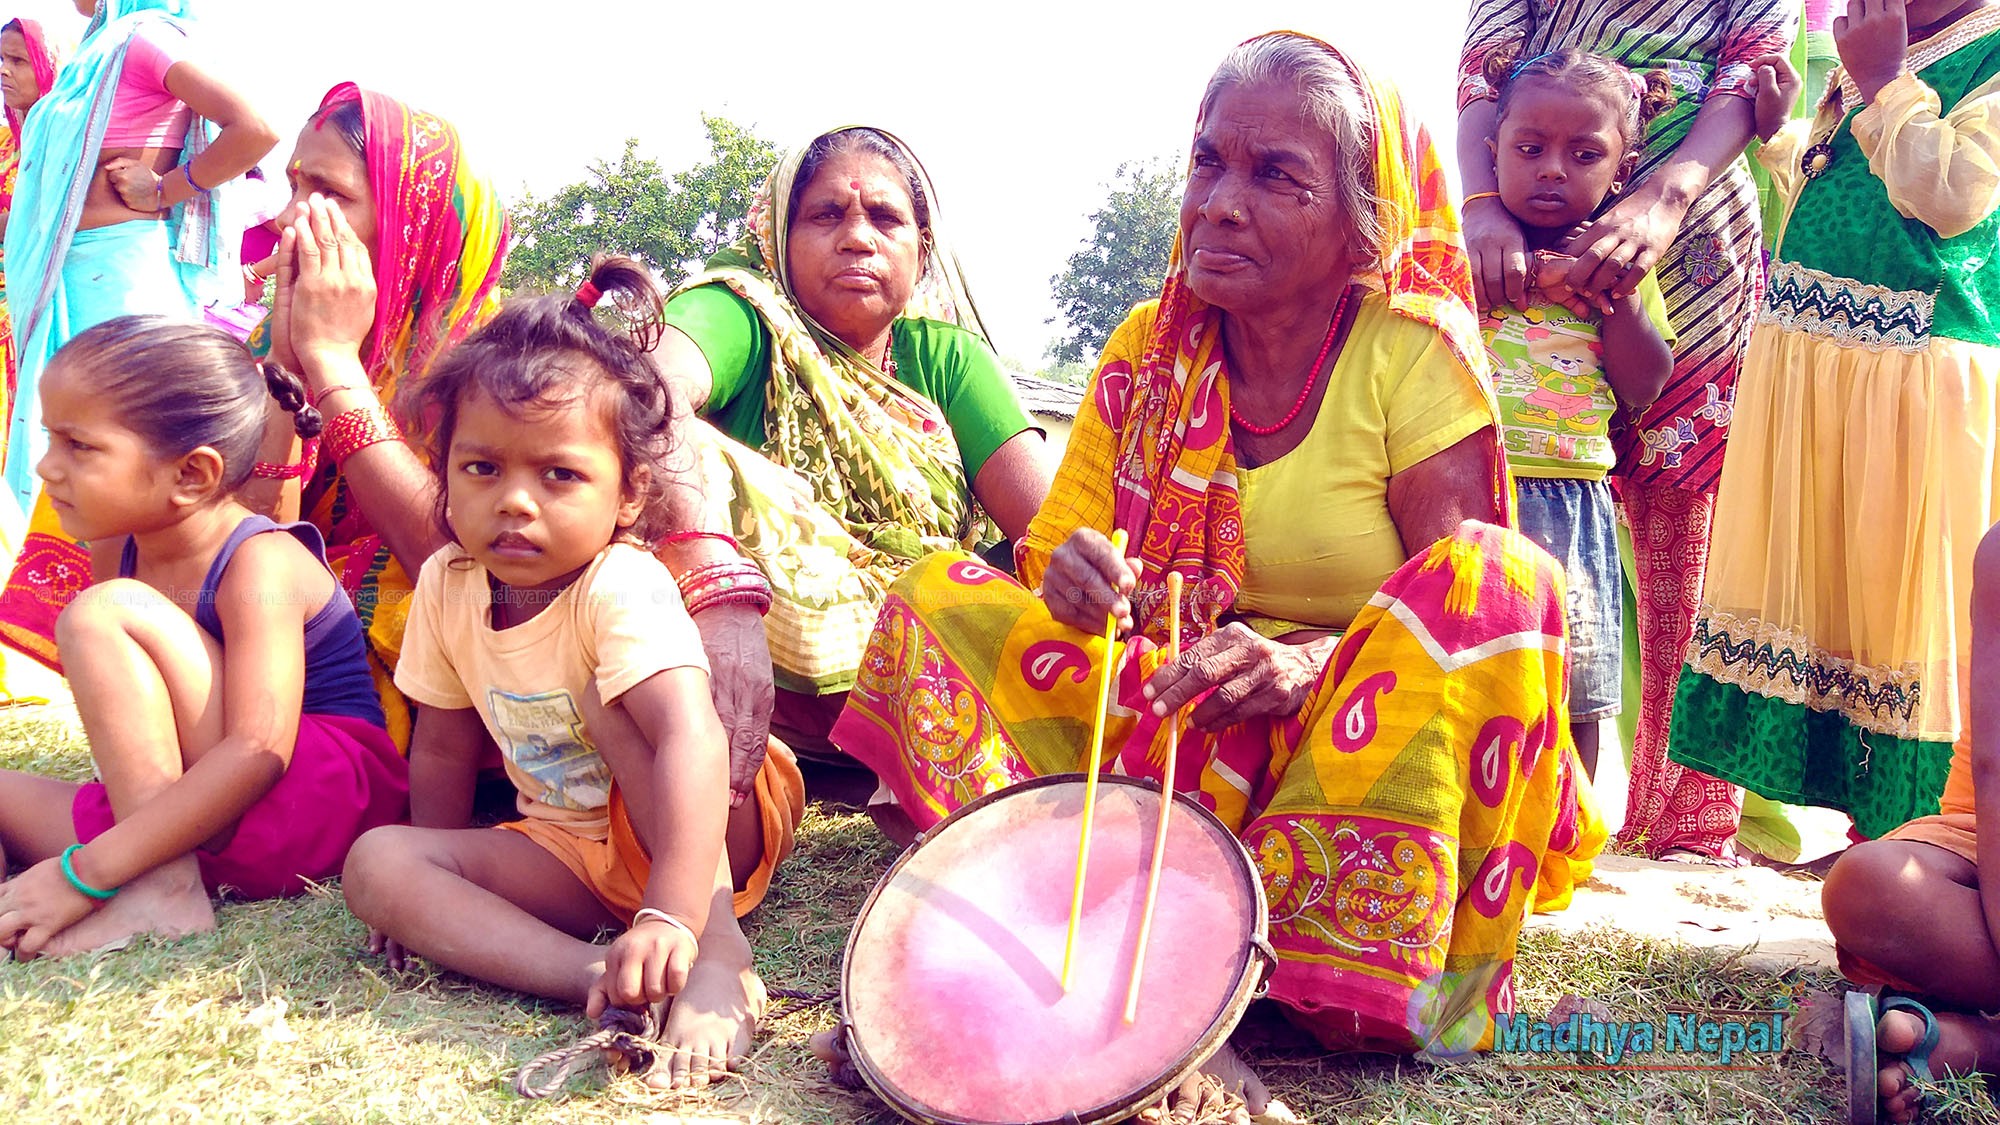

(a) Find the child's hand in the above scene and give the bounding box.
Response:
[1835,0,1911,103]
[1529,252,1610,318]
[0,857,102,960]
[1749,53,1805,142]
[587,914,698,1017]
[366,927,411,973]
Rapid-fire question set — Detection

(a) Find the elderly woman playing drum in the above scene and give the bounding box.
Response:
[827,31,1606,1109]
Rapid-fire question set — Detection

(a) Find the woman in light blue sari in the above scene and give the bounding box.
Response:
[4,0,272,505]
[0,0,273,671]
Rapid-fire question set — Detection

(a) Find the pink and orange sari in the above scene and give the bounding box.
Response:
[832,34,1604,1052]
[0,16,57,486]
[0,83,509,751]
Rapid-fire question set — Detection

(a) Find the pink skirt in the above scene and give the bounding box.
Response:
[72,712,408,900]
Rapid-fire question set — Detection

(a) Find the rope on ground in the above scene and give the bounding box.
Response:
[764,986,839,1022]
[512,989,837,1099]
[513,1005,662,1100]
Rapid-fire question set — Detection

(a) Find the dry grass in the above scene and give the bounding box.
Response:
[1,708,1993,1124]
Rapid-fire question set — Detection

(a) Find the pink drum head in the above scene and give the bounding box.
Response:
[845,777,1263,1125]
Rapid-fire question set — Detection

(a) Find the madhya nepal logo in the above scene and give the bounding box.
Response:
[1408,968,1790,1069]
[1492,1006,1787,1068]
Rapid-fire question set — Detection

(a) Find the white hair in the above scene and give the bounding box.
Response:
[1198,34,1385,271]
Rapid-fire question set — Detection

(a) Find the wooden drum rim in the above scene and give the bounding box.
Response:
[839,773,1276,1125]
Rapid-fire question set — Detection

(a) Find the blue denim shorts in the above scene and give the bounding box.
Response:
[1515,476,1623,721]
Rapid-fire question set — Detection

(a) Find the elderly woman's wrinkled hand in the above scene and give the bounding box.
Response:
[281,194,378,380]
[1041,529,1142,635]
[1142,624,1325,732]
[1462,196,1529,312]
[691,602,775,806]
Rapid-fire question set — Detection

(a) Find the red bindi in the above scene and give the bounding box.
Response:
[850,179,861,190]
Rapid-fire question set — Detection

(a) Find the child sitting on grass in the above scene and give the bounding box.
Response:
[1823,516,2000,1122]
[0,317,405,958]
[339,256,767,1090]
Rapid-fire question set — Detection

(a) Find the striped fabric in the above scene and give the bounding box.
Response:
[1458,0,1795,495]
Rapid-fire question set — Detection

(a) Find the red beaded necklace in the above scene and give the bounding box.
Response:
[1227,287,1350,437]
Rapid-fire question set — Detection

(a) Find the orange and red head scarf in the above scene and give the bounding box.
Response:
[1080,31,1502,643]
[1,17,56,140]
[314,82,510,408]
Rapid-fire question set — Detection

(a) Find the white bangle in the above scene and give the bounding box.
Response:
[631,907,700,956]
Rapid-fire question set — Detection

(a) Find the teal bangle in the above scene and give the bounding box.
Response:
[59,844,117,900]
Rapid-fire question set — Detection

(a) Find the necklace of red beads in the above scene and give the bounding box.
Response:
[1227,287,1351,437]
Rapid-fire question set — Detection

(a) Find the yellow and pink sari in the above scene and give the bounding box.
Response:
[831,34,1603,1052]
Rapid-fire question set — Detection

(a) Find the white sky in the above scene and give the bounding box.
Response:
[13,1,1473,367]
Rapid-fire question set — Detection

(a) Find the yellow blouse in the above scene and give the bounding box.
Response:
[1234,293,1494,633]
[1021,291,1494,635]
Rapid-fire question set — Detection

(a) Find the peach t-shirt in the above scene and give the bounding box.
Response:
[395,542,709,839]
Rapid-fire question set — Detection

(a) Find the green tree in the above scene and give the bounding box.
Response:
[503,114,778,292]
[1045,159,1181,366]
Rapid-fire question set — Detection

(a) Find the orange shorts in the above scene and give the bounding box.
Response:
[499,741,805,921]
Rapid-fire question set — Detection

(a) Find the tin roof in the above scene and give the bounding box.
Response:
[1010,372,1085,421]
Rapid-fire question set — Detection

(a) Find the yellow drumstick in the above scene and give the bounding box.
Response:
[1060,528,1129,995]
[1122,570,1182,1023]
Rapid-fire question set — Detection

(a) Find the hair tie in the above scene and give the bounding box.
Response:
[575,281,602,308]
[1508,51,1559,82]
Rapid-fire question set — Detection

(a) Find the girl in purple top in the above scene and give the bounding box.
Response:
[0,315,405,959]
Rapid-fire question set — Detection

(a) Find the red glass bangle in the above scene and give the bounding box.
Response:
[324,406,400,465]
[251,438,321,481]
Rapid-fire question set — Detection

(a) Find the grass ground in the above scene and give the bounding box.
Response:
[1,709,1993,1124]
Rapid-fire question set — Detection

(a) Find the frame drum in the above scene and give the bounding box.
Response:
[840,775,1274,1125]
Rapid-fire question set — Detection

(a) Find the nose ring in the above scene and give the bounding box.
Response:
[1230,209,1242,222]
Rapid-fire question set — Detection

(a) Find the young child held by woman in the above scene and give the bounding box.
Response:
[0,316,406,958]
[339,257,753,1090]
[1472,45,1678,778]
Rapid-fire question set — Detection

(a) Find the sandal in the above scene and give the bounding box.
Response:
[1844,991,1941,1125]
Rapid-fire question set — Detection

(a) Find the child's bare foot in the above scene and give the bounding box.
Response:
[645,921,766,1090]
[42,855,214,957]
[1878,1004,2000,1123]
[647,960,765,1090]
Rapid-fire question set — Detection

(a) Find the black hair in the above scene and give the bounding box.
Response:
[788,127,931,235]
[308,97,366,158]
[1483,43,1676,150]
[53,316,320,495]
[417,254,676,545]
